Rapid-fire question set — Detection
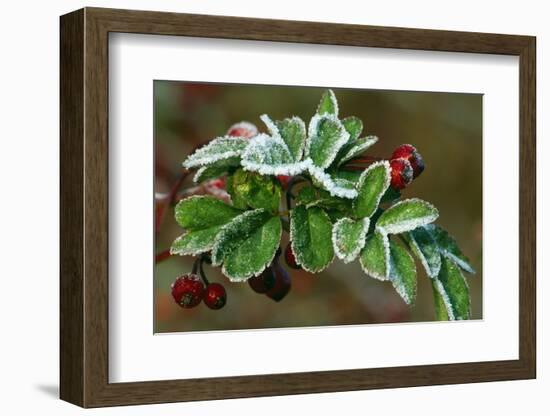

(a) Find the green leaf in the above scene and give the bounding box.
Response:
[341,116,363,141]
[171,196,242,256]
[275,117,307,161]
[332,217,370,263]
[193,159,238,183]
[433,256,471,320]
[295,185,318,206]
[174,196,242,231]
[376,198,439,235]
[183,137,248,168]
[226,168,282,212]
[389,241,417,305]
[170,227,222,256]
[316,89,339,116]
[426,224,476,274]
[352,161,391,219]
[308,165,358,199]
[359,230,390,281]
[432,280,450,321]
[335,136,379,166]
[290,205,334,272]
[330,169,362,184]
[211,209,282,281]
[241,133,308,176]
[405,226,442,278]
[306,115,349,169]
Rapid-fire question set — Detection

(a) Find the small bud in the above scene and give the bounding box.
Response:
[227,121,258,139]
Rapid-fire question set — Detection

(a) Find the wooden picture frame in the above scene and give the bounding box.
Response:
[60,7,536,408]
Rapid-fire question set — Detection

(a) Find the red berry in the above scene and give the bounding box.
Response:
[227,121,258,139]
[248,267,276,294]
[203,283,227,310]
[389,158,414,190]
[266,263,291,302]
[276,175,292,189]
[285,243,301,269]
[171,274,205,308]
[391,144,425,178]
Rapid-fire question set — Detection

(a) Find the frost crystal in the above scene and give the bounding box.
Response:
[260,114,281,138]
[332,217,370,263]
[183,136,248,168]
[376,198,439,235]
[308,164,358,199]
[316,89,339,117]
[433,279,456,320]
[337,135,379,166]
[306,113,350,169]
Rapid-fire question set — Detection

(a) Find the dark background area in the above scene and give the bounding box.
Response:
[154,81,482,333]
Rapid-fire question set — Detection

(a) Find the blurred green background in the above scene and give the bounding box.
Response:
[154,81,482,333]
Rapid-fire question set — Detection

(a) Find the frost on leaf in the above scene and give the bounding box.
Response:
[193,157,239,183]
[308,164,358,199]
[389,240,417,305]
[171,196,242,256]
[425,224,475,274]
[335,136,379,167]
[241,133,309,176]
[405,226,442,278]
[226,168,282,212]
[432,256,471,320]
[183,137,248,168]
[316,89,339,117]
[290,205,334,273]
[211,209,282,281]
[360,230,390,281]
[275,117,307,162]
[352,161,391,219]
[341,116,363,142]
[170,228,221,256]
[332,217,370,263]
[306,114,349,169]
[376,198,439,235]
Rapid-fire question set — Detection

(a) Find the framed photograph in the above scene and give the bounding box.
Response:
[60,7,536,408]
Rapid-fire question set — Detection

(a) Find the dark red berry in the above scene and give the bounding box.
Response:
[248,267,276,294]
[171,274,205,308]
[391,144,425,178]
[285,243,301,269]
[389,158,414,190]
[227,121,258,139]
[203,283,227,310]
[266,263,291,302]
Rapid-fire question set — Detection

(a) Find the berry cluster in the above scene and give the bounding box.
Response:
[171,257,227,310]
[388,144,425,190]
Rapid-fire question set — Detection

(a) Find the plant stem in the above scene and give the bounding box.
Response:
[155,168,190,233]
[155,249,171,263]
[198,254,210,286]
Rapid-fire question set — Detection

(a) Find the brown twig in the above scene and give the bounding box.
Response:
[155,168,190,233]
[155,249,171,263]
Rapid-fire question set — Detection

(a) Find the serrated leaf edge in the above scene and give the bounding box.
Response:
[332,217,370,263]
[376,198,439,235]
[306,113,350,169]
[353,160,391,218]
[220,216,282,282]
[183,136,248,168]
[290,206,335,273]
[359,231,391,281]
